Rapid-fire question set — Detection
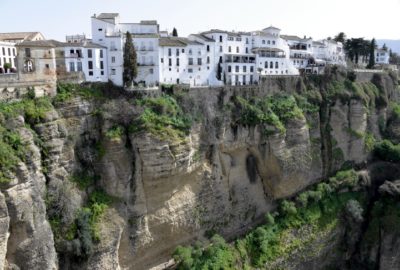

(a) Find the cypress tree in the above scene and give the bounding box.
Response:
[172,28,178,37]
[367,38,376,69]
[123,31,137,86]
[216,62,222,81]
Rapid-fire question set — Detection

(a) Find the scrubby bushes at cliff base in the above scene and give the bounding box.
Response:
[173,169,364,269]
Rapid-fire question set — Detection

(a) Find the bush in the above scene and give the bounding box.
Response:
[280,200,297,216]
[129,95,192,142]
[105,125,124,140]
[329,169,359,189]
[373,140,400,162]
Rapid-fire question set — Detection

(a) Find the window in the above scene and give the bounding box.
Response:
[98,28,103,31]
[7,48,11,56]
[176,49,179,56]
[243,75,246,84]
[100,50,103,58]
[219,56,222,63]
[250,66,254,72]
[88,49,92,58]
[69,62,75,72]
[207,45,210,52]
[236,47,239,53]
[235,66,239,72]
[207,56,210,64]
[111,69,116,75]
[219,36,223,42]
[189,49,192,55]
[88,61,93,69]
[188,58,193,65]
[228,66,232,72]
[168,48,172,56]
[262,40,266,45]
[246,38,249,44]
[188,68,193,73]
[149,68,154,74]
[270,62,273,68]
[176,58,180,66]
[12,48,16,56]
[1,48,4,55]
[228,46,231,53]
[45,64,50,69]
[275,61,278,68]
[236,37,242,41]
[161,58,164,63]
[243,66,247,72]
[101,71,104,75]
[219,46,223,52]
[228,37,234,41]
[182,49,185,53]
[24,60,33,72]
[272,41,276,45]
[89,71,93,76]
[246,48,248,53]
[168,58,172,66]
[100,61,104,69]
[197,58,202,65]
[265,62,268,68]
[111,56,116,63]
[25,48,31,58]
[77,62,82,71]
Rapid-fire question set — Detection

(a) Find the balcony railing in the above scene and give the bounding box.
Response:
[225,60,256,63]
[138,63,155,66]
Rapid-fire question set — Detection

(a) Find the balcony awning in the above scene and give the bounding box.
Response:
[252,47,284,53]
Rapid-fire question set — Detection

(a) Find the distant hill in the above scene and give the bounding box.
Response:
[377,39,400,53]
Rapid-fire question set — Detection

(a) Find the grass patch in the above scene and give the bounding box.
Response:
[105,125,125,140]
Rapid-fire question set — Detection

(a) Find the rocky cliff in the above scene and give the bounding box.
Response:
[0,69,399,269]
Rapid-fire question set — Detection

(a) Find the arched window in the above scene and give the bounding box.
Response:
[262,40,265,45]
[24,60,34,72]
[265,61,268,68]
[275,62,278,68]
[270,61,273,69]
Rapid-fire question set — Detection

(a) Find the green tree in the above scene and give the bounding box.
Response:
[216,62,222,81]
[334,32,346,43]
[172,27,178,37]
[123,31,138,87]
[367,38,376,69]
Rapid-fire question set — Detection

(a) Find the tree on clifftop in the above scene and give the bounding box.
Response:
[172,28,178,37]
[123,31,137,87]
[334,32,346,43]
[367,38,376,69]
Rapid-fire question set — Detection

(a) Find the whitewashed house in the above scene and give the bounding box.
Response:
[312,40,346,66]
[252,27,299,76]
[91,13,160,87]
[0,42,17,72]
[375,48,390,65]
[201,30,256,85]
[61,40,108,82]
[281,35,313,70]
[159,37,217,86]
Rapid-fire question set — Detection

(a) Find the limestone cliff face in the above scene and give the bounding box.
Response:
[0,71,399,269]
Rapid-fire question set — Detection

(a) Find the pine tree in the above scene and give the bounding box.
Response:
[172,28,178,37]
[367,38,376,69]
[123,31,137,87]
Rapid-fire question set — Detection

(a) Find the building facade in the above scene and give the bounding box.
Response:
[0,42,17,72]
[91,13,160,87]
[375,49,390,65]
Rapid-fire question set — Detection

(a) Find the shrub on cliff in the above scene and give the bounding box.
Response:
[373,140,400,162]
[129,95,192,142]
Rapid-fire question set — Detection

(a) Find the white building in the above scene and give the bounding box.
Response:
[201,30,256,85]
[281,35,313,70]
[61,40,108,82]
[252,27,299,77]
[0,41,17,72]
[312,40,346,66]
[91,13,160,87]
[158,37,218,86]
[375,48,390,65]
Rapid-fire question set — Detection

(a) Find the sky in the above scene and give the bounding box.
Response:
[1,0,399,42]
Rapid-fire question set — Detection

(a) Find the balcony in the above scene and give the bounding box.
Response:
[138,63,155,66]
[138,47,154,52]
[68,53,82,58]
[225,55,256,64]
